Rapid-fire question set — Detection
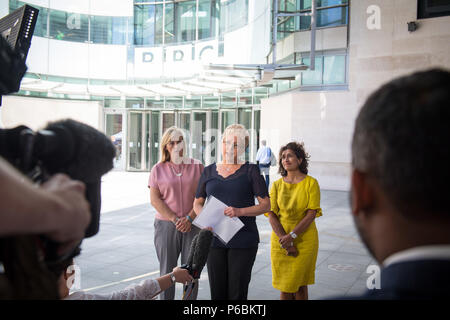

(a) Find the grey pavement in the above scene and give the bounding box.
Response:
[73,171,379,300]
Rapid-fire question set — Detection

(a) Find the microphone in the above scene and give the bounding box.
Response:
[191,229,213,279]
[181,229,212,279]
[181,229,212,300]
[185,233,199,269]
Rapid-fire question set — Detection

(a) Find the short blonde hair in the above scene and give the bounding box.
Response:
[222,124,250,147]
[159,126,186,163]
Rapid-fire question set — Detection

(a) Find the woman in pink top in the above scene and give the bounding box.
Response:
[148,126,204,300]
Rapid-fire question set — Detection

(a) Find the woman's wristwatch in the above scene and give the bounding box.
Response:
[169,272,176,284]
[289,231,297,239]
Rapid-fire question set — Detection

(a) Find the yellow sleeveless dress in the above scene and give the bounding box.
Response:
[268,175,322,293]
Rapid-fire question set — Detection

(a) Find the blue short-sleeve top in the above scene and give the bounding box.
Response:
[195,162,269,248]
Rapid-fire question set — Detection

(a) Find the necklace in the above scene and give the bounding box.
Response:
[170,163,183,177]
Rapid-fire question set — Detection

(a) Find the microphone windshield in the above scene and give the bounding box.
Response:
[186,233,199,267]
[192,229,213,277]
[42,119,115,182]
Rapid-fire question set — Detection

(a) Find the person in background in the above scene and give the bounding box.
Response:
[148,126,204,300]
[193,124,270,300]
[338,69,450,299]
[267,142,322,300]
[255,140,275,190]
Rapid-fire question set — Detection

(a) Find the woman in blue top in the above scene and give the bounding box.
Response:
[193,124,270,300]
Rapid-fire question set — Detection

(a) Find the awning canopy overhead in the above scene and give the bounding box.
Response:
[20,63,306,98]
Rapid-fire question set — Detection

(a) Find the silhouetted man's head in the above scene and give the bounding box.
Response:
[350,69,450,263]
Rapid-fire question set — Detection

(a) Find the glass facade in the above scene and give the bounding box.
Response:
[7,0,349,171]
[134,0,247,45]
[9,0,131,45]
[277,0,349,40]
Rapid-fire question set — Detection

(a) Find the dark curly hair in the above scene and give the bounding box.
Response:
[278,142,310,176]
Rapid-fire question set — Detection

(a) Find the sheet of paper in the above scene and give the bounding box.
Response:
[192,196,244,244]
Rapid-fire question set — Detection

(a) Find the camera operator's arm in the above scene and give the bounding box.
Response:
[0,157,91,254]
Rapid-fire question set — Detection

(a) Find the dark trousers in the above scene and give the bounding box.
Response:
[264,175,269,189]
[207,246,258,300]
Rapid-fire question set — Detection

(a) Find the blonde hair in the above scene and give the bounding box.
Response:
[159,126,187,163]
[222,124,250,148]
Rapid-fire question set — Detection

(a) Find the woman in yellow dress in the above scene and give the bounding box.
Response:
[267,141,322,300]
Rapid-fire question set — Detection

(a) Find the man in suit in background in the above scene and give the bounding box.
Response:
[347,68,450,299]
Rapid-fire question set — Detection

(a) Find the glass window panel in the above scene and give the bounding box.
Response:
[203,96,219,109]
[221,92,236,108]
[105,99,125,108]
[317,6,348,27]
[198,0,215,40]
[162,112,175,133]
[238,91,253,106]
[126,98,144,109]
[184,96,202,109]
[238,108,252,162]
[254,109,261,151]
[146,98,165,109]
[150,111,160,167]
[91,16,127,44]
[207,110,219,164]
[302,56,323,85]
[165,97,182,109]
[134,5,156,45]
[220,0,248,34]
[128,112,143,170]
[178,112,191,131]
[192,112,207,163]
[176,0,196,43]
[300,0,312,10]
[221,110,236,132]
[106,114,123,168]
[164,3,175,44]
[323,55,346,84]
[49,9,88,42]
[154,4,164,45]
[319,0,348,6]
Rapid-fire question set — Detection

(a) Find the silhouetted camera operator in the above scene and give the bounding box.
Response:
[0,5,115,299]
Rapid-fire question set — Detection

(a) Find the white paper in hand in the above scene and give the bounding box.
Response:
[193,196,244,244]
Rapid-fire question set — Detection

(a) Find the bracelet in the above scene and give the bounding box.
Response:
[186,215,193,223]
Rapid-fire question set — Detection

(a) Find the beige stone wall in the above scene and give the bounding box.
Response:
[262,0,450,191]
[0,95,103,131]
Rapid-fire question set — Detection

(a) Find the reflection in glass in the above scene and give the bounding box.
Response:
[192,112,207,163]
[221,110,236,133]
[209,110,219,164]
[176,0,196,43]
[220,0,249,35]
[302,56,323,85]
[91,16,128,44]
[129,113,143,170]
[106,114,123,169]
[151,111,160,167]
[162,112,175,134]
[238,108,252,161]
[323,55,346,84]
[165,3,175,44]
[49,9,89,42]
